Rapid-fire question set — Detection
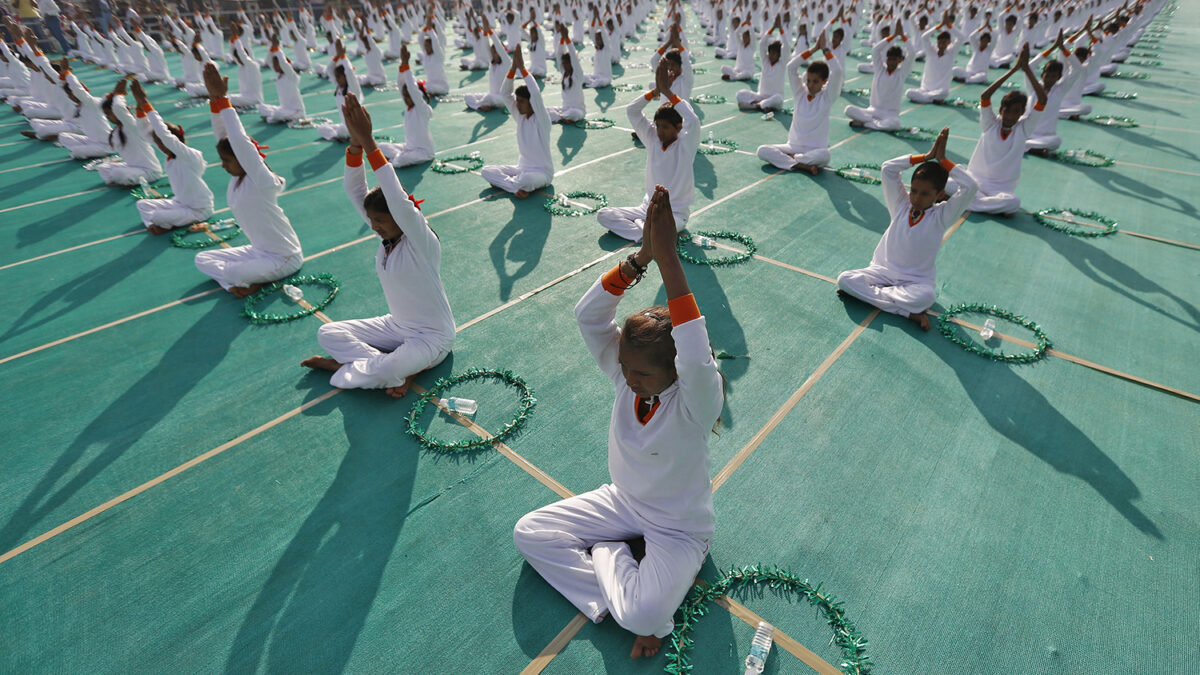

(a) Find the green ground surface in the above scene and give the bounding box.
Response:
[1,4,1197,673]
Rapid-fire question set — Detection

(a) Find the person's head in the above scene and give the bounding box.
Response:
[999,90,1028,128]
[1074,45,1091,62]
[805,60,829,96]
[271,53,284,76]
[880,25,891,39]
[917,15,928,30]
[1027,12,1038,28]
[831,27,844,49]
[618,307,677,397]
[652,103,683,146]
[593,30,604,49]
[514,84,533,117]
[152,122,184,155]
[766,40,782,65]
[1041,59,1064,88]
[664,49,682,78]
[885,45,903,73]
[424,35,434,53]
[362,187,404,239]
[333,64,348,91]
[937,30,951,54]
[741,29,751,47]
[216,137,246,177]
[910,160,949,212]
[1004,15,1017,30]
[490,44,501,64]
[100,95,120,124]
[979,32,992,50]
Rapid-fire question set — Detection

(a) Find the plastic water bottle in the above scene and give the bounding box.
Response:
[438,397,478,415]
[558,193,569,206]
[469,150,481,159]
[744,621,775,674]
[980,318,996,340]
[138,175,149,191]
[909,126,921,135]
[707,130,715,143]
[209,218,236,231]
[761,111,774,121]
[282,284,304,301]
[691,234,715,249]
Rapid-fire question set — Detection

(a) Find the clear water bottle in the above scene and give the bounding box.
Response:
[438,397,478,415]
[691,234,715,249]
[209,218,236,231]
[138,175,149,190]
[707,130,715,143]
[909,126,921,135]
[469,150,481,159]
[558,193,569,206]
[282,284,304,301]
[761,111,774,121]
[744,621,774,674]
[980,318,996,340]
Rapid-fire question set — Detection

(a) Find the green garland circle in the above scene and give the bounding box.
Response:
[242,273,340,324]
[836,163,882,185]
[372,133,397,143]
[129,177,173,200]
[1097,90,1137,100]
[612,82,644,92]
[1110,71,1150,80]
[431,154,484,174]
[1128,59,1163,67]
[170,218,243,248]
[543,190,608,216]
[286,116,333,129]
[691,67,708,74]
[1087,115,1138,128]
[1033,207,1119,237]
[173,98,208,109]
[947,97,980,109]
[434,94,464,103]
[676,230,756,266]
[891,126,938,141]
[845,88,871,98]
[1048,148,1114,167]
[697,137,737,155]
[574,117,615,130]
[665,565,873,675]
[690,93,726,105]
[405,368,537,453]
[937,303,1051,364]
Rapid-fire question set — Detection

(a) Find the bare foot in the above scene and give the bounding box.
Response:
[229,282,264,298]
[999,212,1014,219]
[147,225,169,235]
[301,355,342,372]
[188,222,209,232]
[721,74,731,81]
[515,189,530,199]
[385,373,417,398]
[848,120,865,128]
[836,288,849,298]
[478,105,493,112]
[1027,148,1049,157]
[631,635,662,658]
[20,130,37,139]
[1068,114,1080,121]
[932,99,945,105]
[908,311,931,331]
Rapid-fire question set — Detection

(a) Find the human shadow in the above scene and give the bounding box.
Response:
[1062,160,1200,221]
[812,172,889,233]
[1068,121,1200,164]
[14,188,129,248]
[692,152,717,199]
[0,299,244,551]
[918,325,1163,539]
[490,197,552,301]
[593,85,616,113]
[469,111,508,142]
[289,141,345,186]
[556,123,587,166]
[222,383,419,673]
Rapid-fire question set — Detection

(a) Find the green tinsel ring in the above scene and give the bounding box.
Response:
[665,565,874,675]
[1097,91,1138,100]
[405,368,537,453]
[937,303,1051,364]
[1087,115,1138,128]
[1110,71,1150,80]
[1033,207,1119,237]
[129,177,173,200]
[1048,148,1115,167]
[836,163,882,185]
[286,116,333,129]
[691,93,726,105]
[574,117,616,130]
[543,190,608,216]
[692,67,708,74]
[170,218,242,248]
[431,154,484,174]
[947,97,981,109]
[434,94,464,103]
[676,230,756,266]
[173,98,208,109]
[82,155,120,171]
[891,125,938,141]
[697,137,737,156]
[1128,59,1163,67]
[612,82,644,92]
[846,88,871,97]
[373,133,397,143]
[242,273,340,324]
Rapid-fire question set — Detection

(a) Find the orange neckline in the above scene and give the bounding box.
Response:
[909,210,925,227]
[635,397,661,425]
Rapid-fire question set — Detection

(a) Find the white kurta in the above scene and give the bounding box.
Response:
[757,47,844,169]
[480,70,553,194]
[134,107,214,228]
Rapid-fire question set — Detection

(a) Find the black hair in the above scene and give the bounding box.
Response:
[806,60,829,79]
[515,84,530,100]
[767,41,782,56]
[622,307,726,432]
[1074,46,1091,60]
[832,27,844,41]
[664,50,682,65]
[886,45,903,60]
[1000,89,1028,112]
[912,160,949,190]
[101,96,126,147]
[216,137,233,156]
[653,104,683,127]
[980,32,992,42]
[1043,60,1064,77]
[938,30,951,42]
[363,187,439,238]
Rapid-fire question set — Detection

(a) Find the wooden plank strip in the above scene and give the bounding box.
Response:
[715,596,843,675]
[520,613,591,675]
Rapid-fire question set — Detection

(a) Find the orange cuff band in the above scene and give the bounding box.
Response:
[601,265,631,296]
[399,64,410,72]
[980,97,991,107]
[643,91,655,101]
[270,45,280,52]
[520,68,529,78]
[800,49,812,59]
[910,153,927,165]
[668,294,701,325]
[210,97,232,113]
[940,159,956,172]
[367,148,387,171]
[1034,101,1046,111]
[346,147,364,166]
[136,103,153,117]
[668,94,682,106]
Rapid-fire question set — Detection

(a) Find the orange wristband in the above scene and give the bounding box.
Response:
[210,97,232,113]
[367,148,387,171]
[601,264,632,295]
[668,294,701,325]
[346,147,364,166]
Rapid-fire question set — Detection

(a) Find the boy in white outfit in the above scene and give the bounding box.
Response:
[837,129,979,331]
[480,45,553,199]
[257,37,306,123]
[846,23,912,131]
[547,23,585,123]
[735,15,790,111]
[756,32,843,174]
[130,79,214,233]
[906,15,963,104]
[377,47,436,167]
[303,93,454,398]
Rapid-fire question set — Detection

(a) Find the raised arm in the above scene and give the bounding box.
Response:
[204,62,279,188]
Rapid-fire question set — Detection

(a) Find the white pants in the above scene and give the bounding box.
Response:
[464,91,506,110]
[229,92,262,107]
[1058,102,1092,118]
[194,244,303,290]
[952,67,987,84]
[596,204,688,241]
[29,118,76,138]
[1083,80,1106,95]
[735,90,783,110]
[96,161,163,186]
[582,74,611,88]
[423,81,450,96]
[182,82,208,97]
[720,64,753,80]
[547,105,586,123]
[480,164,551,194]
[857,62,875,74]
[16,100,61,119]
[377,141,436,167]
[969,191,1021,214]
[845,104,900,131]
[258,103,305,123]
[136,198,211,229]
[837,266,935,317]
[1025,134,1061,151]
[906,86,948,103]
[756,142,830,170]
[317,122,349,141]
[58,132,111,159]
[513,483,709,638]
[317,315,450,389]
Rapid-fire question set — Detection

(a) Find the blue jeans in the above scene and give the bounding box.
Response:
[43,15,73,53]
